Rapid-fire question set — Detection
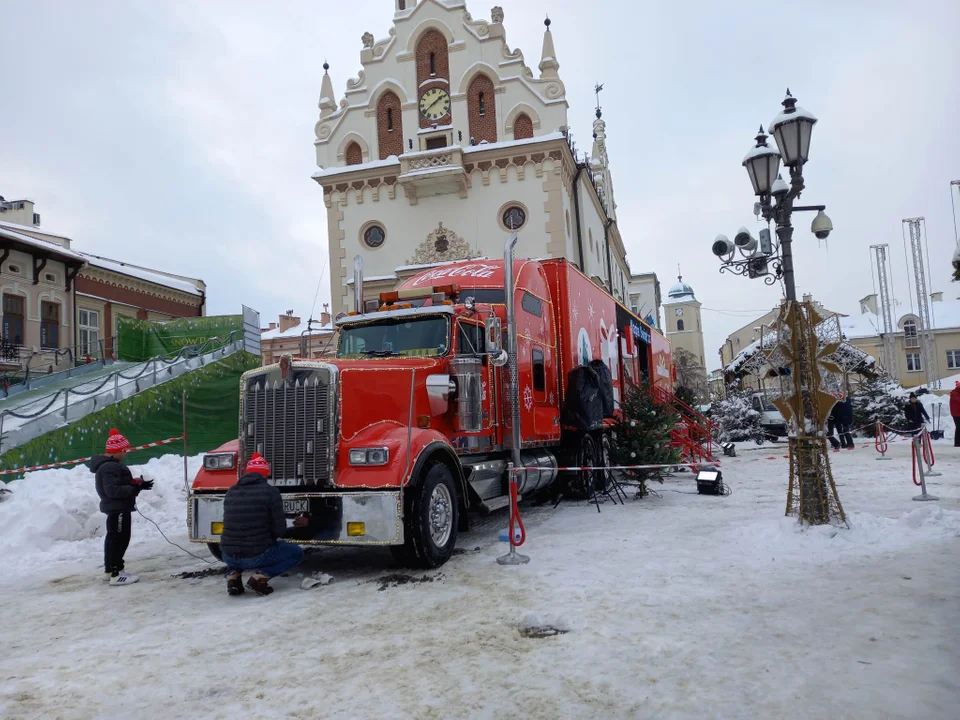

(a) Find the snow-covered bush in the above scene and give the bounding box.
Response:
[712,386,764,443]
[852,374,904,435]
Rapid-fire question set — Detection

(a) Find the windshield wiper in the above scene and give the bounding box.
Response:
[361,350,399,357]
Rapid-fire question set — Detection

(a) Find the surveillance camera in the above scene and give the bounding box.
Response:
[811,210,833,240]
[712,234,734,258]
[734,226,757,255]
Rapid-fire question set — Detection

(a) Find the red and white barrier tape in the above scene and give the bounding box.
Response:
[519,461,720,472]
[0,435,184,476]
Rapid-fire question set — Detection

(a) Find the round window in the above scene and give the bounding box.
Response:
[363,224,386,249]
[502,206,526,230]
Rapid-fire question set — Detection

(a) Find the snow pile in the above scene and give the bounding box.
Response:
[726,506,960,565]
[0,455,201,571]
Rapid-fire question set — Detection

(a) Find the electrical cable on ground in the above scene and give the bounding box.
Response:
[136,508,216,565]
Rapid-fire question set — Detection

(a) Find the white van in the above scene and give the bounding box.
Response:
[750,392,788,442]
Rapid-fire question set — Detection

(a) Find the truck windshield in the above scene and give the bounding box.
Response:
[338,316,450,358]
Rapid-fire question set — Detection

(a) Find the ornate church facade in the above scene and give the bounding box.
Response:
[313,0,635,317]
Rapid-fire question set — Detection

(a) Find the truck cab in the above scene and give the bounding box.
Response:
[749,391,788,441]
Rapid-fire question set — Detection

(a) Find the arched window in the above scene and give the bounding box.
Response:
[677,319,685,331]
[345,141,362,166]
[416,30,450,129]
[467,74,497,144]
[377,91,403,159]
[514,112,533,140]
[903,319,918,348]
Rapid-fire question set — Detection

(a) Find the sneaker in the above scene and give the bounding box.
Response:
[226,571,244,596]
[109,572,140,586]
[245,573,273,596]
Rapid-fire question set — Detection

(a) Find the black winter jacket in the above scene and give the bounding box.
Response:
[904,401,929,430]
[90,455,139,513]
[836,399,854,426]
[220,473,287,558]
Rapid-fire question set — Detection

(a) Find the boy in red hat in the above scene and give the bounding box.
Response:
[220,453,306,596]
[90,428,153,586]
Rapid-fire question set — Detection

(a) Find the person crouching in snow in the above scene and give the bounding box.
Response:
[220,453,306,596]
[90,428,153,586]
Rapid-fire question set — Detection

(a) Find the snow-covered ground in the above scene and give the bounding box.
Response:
[1,441,958,719]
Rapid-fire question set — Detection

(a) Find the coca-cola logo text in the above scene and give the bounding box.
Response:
[411,263,499,287]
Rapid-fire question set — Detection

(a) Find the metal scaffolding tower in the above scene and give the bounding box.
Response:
[903,217,939,389]
[870,243,897,377]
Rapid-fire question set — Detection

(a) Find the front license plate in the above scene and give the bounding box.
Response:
[283,499,309,514]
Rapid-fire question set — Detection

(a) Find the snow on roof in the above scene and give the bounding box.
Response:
[461,132,564,155]
[724,333,875,377]
[0,223,85,261]
[767,104,818,134]
[311,156,401,179]
[261,321,334,341]
[841,299,960,338]
[80,253,203,296]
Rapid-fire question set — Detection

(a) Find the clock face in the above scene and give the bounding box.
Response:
[419,87,451,121]
[675,308,684,317]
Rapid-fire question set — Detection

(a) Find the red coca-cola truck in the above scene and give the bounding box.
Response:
[189,241,672,568]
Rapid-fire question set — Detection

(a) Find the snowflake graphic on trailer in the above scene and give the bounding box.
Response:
[523,386,533,410]
[588,301,595,320]
[572,304,579,321]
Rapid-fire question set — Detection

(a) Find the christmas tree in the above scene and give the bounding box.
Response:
[851,373,904,435]
[712,386,765,443]
[609,384,681,496]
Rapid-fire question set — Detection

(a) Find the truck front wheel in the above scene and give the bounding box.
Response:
[392,463,459,569]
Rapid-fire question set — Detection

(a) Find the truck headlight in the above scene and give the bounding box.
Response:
[203,453,236,470]
[348,447,389,466]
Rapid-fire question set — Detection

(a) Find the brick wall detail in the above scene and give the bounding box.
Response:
[377,91,404,159]
[415,30,450,129]
[513,113,533,140]
[345,142,363,165]
[467,74,497,144]
[75,276,202,317]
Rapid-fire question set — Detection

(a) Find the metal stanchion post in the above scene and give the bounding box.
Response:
[912,434,939,502]
[921,429,941,477]
[497,462,530,566]
[875,421,890,460]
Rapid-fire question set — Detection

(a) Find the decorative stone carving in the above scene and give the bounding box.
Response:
[347,70,366,89]
[361,32,374,48]
[406,222,477,265]
[491,6,504,23]
[408,151,453,171]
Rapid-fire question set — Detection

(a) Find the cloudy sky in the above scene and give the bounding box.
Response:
[2,0,958,371]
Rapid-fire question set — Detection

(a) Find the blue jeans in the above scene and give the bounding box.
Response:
[222,541,304,578]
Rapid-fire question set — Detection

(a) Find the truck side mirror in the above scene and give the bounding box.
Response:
[484,316,502,353]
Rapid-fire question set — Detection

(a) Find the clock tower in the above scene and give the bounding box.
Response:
[662,273,707,394]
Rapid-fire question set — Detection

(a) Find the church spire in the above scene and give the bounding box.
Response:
[318,61,337,118]
[538,16,560,79]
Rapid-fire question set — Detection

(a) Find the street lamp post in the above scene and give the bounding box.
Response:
[715,90,845,527]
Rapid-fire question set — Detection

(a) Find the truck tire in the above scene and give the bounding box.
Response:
[392,463,459,569]
[207,543,223,562]
[562,432,599,499]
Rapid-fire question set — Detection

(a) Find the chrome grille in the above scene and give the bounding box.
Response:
[241,373,331,487]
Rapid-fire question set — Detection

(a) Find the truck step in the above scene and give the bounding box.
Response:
[476,495,518,514]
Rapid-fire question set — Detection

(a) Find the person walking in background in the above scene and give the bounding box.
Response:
[950,381,960,447]
[827,400,842,450]
[837,394,855,450]
[220,453,306,596]
[904,392,930,434]
[90,428,153,586]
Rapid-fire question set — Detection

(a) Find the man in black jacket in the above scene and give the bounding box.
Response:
[220,453,305,596]
[837,394,855,450]
[90,428,153,586]
[904,393,930,433]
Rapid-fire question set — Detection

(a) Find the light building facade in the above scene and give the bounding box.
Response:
[312,0,644,317]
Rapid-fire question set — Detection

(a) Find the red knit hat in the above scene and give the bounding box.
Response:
[105,428,130,454]
[246,453,270,477]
